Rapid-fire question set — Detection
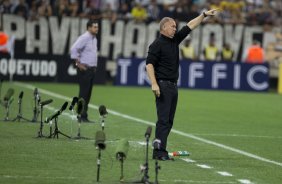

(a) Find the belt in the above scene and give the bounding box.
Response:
[86,65,97,71]
[158,79,177,85]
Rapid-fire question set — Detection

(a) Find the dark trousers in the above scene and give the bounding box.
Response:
[77,68,96,119]
[154,80,178,157]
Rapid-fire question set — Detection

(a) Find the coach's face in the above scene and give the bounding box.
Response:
[163,20,176,38]
[90,23,99,35]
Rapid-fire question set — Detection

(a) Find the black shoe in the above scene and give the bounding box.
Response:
[81,118,90,123]
[153,155,174,161]
[80,118,95,123]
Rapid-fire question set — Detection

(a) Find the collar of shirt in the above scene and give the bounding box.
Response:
[160,34,172,41]
[86,31,96,39]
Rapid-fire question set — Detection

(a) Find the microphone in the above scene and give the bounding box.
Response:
[75,98,85,115]
[34,88,40,101]
[152,139,161,150]
[95,131,106,150]
[69,97,78,110]
[115,139,129,160]
[40,99,53,106]
[4,88,14,101]
[144,126,152,138]
[34,88,38,96]
[46,102,68,122]
[19,91,24,99]
[99,105,108,116]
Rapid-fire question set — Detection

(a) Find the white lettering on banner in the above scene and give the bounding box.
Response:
[247,66,268,90]
[224,24,244,61]
[49,17,71,55]
[212,64,227,88]
[116,59,268,91]
[17,60,25,75]
[188,63,204,87]
[234,65,241,89]
[41,61,48,76]
[49,61,56,76]
[118,59,131,84]
[146,23,160,53]
[101,19,124,60]
[1,15,279,63]
[0,59,57,77]
[137,61,150,85]
[26,17,48,54]
[201,24,223,53]
[3,14,25,40]
[0,59,8,75]
[124,22,147,58]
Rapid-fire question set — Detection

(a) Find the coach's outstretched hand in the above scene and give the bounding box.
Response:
[204,9,221,17]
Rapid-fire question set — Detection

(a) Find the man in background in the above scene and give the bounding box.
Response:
[70,19,99,122]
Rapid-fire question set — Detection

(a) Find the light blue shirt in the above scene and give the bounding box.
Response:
[70,31,98,67]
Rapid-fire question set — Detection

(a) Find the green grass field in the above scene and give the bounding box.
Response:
[0,81,282,184]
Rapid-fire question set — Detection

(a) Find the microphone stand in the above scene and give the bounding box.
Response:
[117,154,125,182]
[134,134,152,184]
[51,117,71,139]
[73,114,89,140]
[100,115,106,131]
[31,92,40,122]
[154,159,160,184]
[153,139,161,184]
[96,148,101,182]
[3,98,12,121]
[12,93,30,122]
[48,120,53,138]
[37,104,45,137]
[77,115,81,138]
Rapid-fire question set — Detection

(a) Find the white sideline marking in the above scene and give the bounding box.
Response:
[193,133,282,139]
[172,179,235,183]
[181,158,196,163]
[238,179,253,184]
[196,164,212,169]
[15,82,282,168]
[217,171,233,177]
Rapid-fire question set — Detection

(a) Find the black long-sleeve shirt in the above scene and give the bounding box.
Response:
[146,25,191,81]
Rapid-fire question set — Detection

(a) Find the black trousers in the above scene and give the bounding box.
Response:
[77,68,96,119]
[154,80,178,157]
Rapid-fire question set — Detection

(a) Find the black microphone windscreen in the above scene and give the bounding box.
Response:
[4,88,14,101]
[95,131,106,150]
[19,91,24,99]
[34,88,38,95]
[152,139,161,150]
[40,99,53,106]
[115,139,129,160]
[61,102,68,112]
[99,105,108,116]
[69,97,78,110]
[76,98,85,115]
[144,126,152,138]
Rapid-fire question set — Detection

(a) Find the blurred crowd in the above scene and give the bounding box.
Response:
[0,0,282,26]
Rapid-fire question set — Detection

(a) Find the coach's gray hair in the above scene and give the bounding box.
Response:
[159,17,174,31]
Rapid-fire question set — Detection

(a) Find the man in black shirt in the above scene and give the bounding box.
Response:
[146,9,219,161]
